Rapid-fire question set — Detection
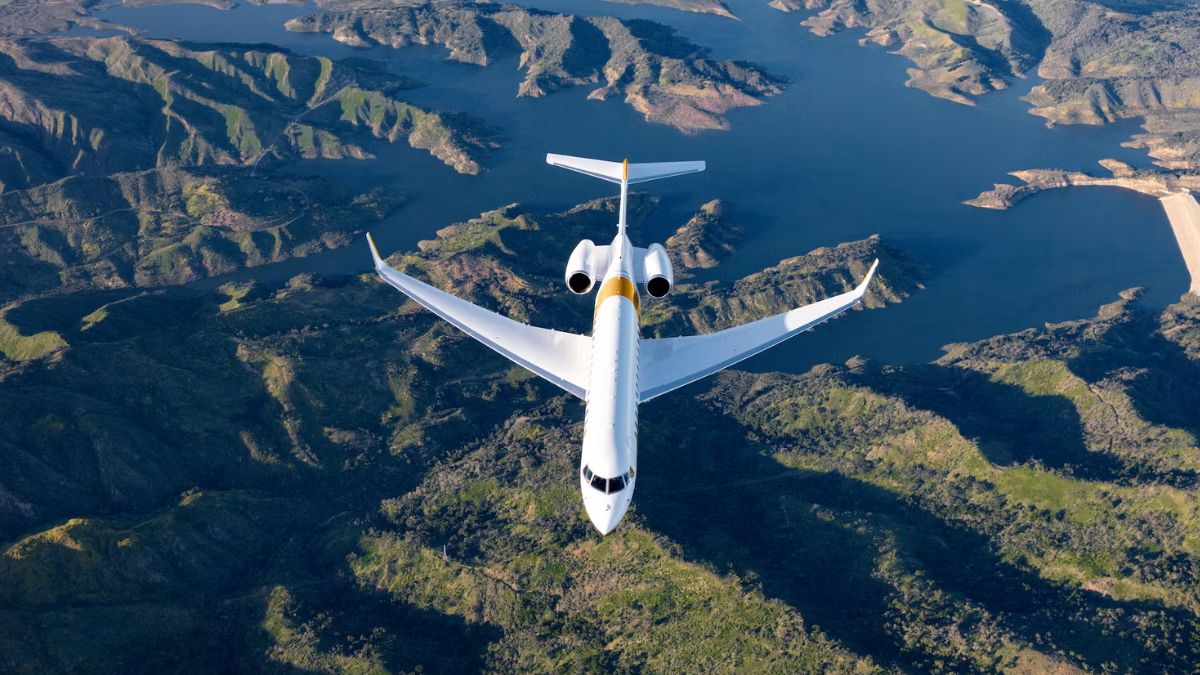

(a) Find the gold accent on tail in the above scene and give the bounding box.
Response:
[594,276,639,317]
[622,158,629,183]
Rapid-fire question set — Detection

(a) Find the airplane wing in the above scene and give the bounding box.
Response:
[638,261,878,402]
[367,234,591,399]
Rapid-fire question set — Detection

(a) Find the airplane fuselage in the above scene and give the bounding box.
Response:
[579,232,641,534]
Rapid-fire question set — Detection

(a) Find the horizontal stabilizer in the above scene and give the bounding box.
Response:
[547,154,705,185]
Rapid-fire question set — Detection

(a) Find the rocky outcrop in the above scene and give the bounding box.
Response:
[665,199,741,273]
[285,1,783,132]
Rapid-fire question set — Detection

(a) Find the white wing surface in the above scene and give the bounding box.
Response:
[546,154,705,184]
[368,234,591,399]
[638,261,879,402]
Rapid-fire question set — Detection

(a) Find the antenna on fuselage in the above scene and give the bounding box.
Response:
[546,154,707,238]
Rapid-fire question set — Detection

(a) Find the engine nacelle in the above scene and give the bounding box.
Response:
[641,243,673,298]
[565,240,597,294]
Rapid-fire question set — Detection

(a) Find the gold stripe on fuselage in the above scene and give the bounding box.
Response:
[594,276,639,318]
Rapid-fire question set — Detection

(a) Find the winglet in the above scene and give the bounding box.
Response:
[855,259,879,298]
[366,232,385,269]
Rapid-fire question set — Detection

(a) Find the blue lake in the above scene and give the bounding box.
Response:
[97,0,1189,371]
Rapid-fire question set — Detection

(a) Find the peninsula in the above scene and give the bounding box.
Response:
[284,1,783,132]
[604,0,736,19]
[768,0,1044,104]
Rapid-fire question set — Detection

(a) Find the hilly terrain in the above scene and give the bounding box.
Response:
[1022,0,1200,170]
[0,196,924,673]
[0,33,498,304]
[0,165,400,303]
[1,192,1198,672]
[0,35,494,189]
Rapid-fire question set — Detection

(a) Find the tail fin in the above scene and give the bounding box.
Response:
[546,154,705,184]
[547,154,705,235]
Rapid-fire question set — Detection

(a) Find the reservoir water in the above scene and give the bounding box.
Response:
[97,0,1189,371]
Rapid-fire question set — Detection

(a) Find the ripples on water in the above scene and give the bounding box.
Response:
[98,0,1189,371]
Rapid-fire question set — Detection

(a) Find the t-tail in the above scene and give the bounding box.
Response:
[546,154,705,236]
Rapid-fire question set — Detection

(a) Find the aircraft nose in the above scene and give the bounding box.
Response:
[584,489,630,535]
[586,499,621,535]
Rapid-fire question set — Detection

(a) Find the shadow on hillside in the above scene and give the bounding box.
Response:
[989,0,1053,71]
[207,531,503,675]
[297,584,502,674]
[1068,310,1200,460]
[636,399,1199,672]
[852,363,1127,482]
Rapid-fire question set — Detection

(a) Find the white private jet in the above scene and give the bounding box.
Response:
[367,154,878,534]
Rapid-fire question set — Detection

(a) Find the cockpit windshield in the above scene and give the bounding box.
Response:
[582,465,635,494]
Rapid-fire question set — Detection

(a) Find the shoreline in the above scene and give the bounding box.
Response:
[967,160,1200,296]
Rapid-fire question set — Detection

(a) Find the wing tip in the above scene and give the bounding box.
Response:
[366,232,385,269]
[856,259,879,297]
